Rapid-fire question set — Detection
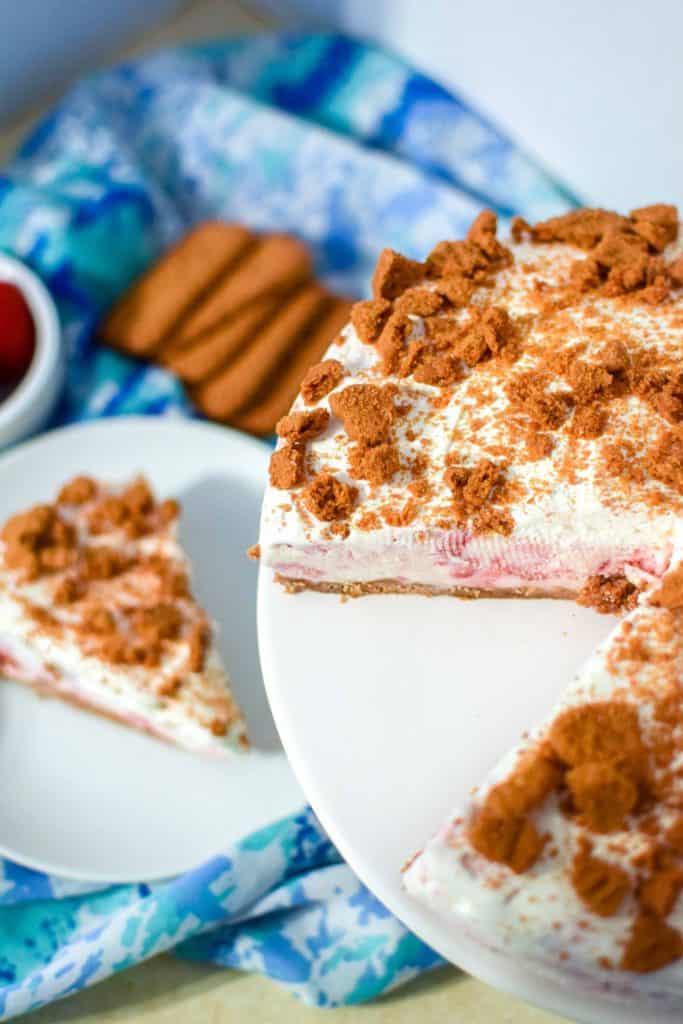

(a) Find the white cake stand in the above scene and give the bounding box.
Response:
[258,567,682,1024]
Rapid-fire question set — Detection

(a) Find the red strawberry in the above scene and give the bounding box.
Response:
[0,282,35,387]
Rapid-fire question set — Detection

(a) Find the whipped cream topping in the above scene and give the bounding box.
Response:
[403,572,683,998]
[0,477,246,756]
[260,230,683,592]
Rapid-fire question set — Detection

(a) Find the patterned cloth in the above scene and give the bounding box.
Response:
[0,33,577,1019]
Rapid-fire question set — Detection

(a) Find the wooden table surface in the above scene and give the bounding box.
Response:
[1,2,568,1020]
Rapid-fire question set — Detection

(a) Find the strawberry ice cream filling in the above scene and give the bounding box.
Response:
[265,528,672,594]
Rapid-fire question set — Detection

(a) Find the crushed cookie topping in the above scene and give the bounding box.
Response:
[444,458,505,515]
[566,760,639,832]
[548,701,645,768]
[87,477,177,540]
[469,699,647,873]
[123,478,154,517]
[82,603,116,636]
[464,595,683,976]
[57,476,98,506]
[524,430,553,461]
[276,203,683,544]
[598,338,629,373]
[451,306,516,366]
[82,545,130,582]
[380,498,419,527]
[650,565,683,609]
[0,476,216,693]
[300,359,345,404]
[187,619,209,673]
[427,210,511,281]
[269,443,305,490]
[412,351,463,387]
[466,208,512,260]
[434,274,474,308]
[514,208,629,249]
[276,407,330,442]
[566,359,613,403]
[468,746,560,874]
[358,211,516,388]
[570,838,631,917]
[646,427,683,494]
[270,407,330,493]
[1,505,77,581]
[302,472,357,522]
[621,914,683,973]
[474,505,515,537]
[329,383,396,445]
[350,298,392,345]
[569,403,607,439]
[372,250,425,300]
[506,372,570,430]
[514,205,679,305]
[577,574,638,614]
[393,287,445,317]
[53,574,85,605]
[376,310,413,375]
[89,495,127,534]
[349,443,400,486]
[442,458,514,536]
[630,204,678,251]
[329,383,401,490]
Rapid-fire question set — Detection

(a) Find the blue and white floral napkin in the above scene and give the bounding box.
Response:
[0,33,578,1019]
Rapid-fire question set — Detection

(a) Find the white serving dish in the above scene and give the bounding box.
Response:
[0,252,63,449]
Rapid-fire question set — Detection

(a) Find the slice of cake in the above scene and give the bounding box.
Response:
[0,475,246,756]
[259,205,683,605]
[403,563,683,997]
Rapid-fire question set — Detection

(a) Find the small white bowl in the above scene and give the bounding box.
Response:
[0,253,63,449]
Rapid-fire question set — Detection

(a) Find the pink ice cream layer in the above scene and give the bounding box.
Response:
[266,529,673,593]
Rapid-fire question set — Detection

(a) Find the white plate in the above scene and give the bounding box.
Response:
[0,417,303,882]
[259,573,681,1023]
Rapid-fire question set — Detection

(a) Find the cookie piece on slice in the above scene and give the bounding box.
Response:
[403,561,683,995]
[260,205,683,601]
[0,475,246,756]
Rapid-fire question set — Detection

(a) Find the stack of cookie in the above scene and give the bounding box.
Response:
[99,222,353,436]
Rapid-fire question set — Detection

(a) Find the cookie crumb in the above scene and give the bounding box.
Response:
[301,359,345,404]
[269,443,305,489]
[350,298,392,344]
[57,476,97,506]
[349,443,400,485]
[302,472,357,521]
[649,564,683,609]
[276,408,330,442]
[372,249,425,300]
[577,574,638,614]
[394,287,444,317]
[329,384,396,445]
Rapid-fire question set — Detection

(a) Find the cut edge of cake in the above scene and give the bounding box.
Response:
[258,204,683,613]
[403,547,683,996]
